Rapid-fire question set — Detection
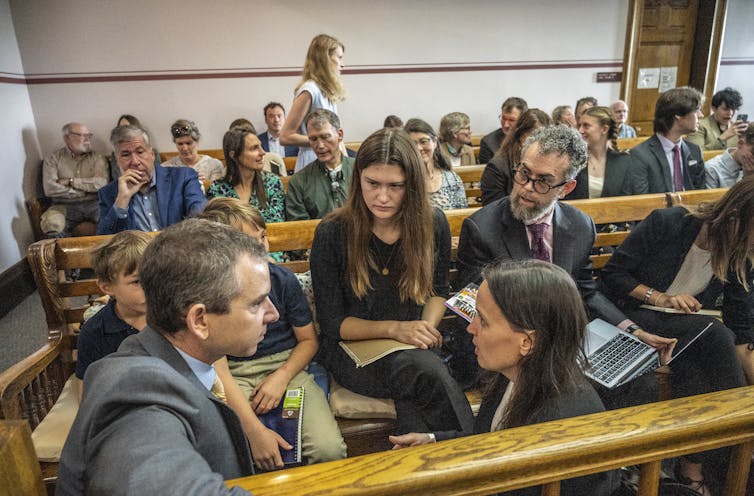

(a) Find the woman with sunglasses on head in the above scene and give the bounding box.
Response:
[391,259,620,496]
[566,106,633,200]
[280,34,346,173]
[163,119,225,182]
[480,109,552,205]
[310,127,474,435]
[404,118,467,210]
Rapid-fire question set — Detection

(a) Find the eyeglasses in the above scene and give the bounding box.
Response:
[68,132,93,139]
[512,166,570,194]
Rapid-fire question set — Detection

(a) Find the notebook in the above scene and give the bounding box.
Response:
[257,386,304,466]
[584,319,712,389]
[339,339,416,367]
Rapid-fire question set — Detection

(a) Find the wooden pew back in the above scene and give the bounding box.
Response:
[230,386,754,495]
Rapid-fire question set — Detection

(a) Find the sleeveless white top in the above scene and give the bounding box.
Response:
[294,80,338,172]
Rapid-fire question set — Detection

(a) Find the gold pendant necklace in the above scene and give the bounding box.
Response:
[372,237,398,276]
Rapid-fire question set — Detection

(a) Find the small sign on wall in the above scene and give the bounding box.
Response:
[659,67,677,92]
[596,72,622,83]
[637,68,660,89]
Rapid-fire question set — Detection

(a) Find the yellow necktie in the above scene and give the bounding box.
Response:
[211,375,227,403]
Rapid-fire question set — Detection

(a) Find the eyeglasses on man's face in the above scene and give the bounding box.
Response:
[68,132,93,140]
[512,166,570,194]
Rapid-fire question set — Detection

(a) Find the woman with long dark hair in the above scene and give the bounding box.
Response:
[310,127,473,434]
[391,259,620,496]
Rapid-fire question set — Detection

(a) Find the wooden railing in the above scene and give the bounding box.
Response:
[228,387,754,495]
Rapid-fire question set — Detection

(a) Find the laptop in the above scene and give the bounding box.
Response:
[584,319,712,389]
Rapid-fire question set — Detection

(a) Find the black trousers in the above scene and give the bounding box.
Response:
[323,345,474,435]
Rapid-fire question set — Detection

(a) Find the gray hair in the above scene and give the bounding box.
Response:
[170,118,201,142]
[521,125,588,180]
[139,218,267,334]
[305,108,341,131]
[551,105,572,124]
[439,112,470,142]
[61,122,82,135]
[110,124,151,148]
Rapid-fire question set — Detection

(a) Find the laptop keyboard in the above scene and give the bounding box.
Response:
[589,334,648,383]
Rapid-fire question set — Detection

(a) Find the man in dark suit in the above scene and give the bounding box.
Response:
[97,125,206,234]
[628,86,706,194]
[57,219,280,495]
[478,96,528,165]
[453,126,674,392]
[258,102,299,157]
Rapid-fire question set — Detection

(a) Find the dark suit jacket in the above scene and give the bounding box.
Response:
[628,134,705,194]
[435,377,620,495]
[600,207,754,344]
[97,163,206,234]
[566,148,634,199]
[478,128,504,165]
[56,327,254,495]
[457,198,628,326]
[479,155,514,205]
[259,131,299,157]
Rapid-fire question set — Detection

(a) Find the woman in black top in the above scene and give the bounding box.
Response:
[391,260,620,496]
[310,127,473,434]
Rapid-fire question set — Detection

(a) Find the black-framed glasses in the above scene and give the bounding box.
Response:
[512,166,570,194]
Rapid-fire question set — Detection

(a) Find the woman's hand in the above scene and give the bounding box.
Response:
[654,292,702,313]
[389,320,442,349]
[633,329,677,365]
[250,370,290,414]
[389,433,435,449]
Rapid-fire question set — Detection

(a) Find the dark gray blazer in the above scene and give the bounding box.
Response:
[628,134,705,194]
[478,128,505,166]
[457,198,628,326]
[566,148,634,199]
[56,327,254,495]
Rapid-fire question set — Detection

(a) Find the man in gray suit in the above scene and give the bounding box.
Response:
[57,219,279,495]
[452,126,674,392]
[628,86,706,193]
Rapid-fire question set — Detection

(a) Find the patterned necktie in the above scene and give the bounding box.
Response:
[672,145,684,192]
[528,223,550,262]
[211,375,227,403]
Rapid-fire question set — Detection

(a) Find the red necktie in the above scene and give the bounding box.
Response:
[672,145,684,192]
[528,223,550,262]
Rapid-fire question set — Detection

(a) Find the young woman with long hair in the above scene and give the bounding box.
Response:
[310,127,473,434]
[280,34,346,172]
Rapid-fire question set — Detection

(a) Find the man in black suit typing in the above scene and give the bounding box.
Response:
[628,86,706,193]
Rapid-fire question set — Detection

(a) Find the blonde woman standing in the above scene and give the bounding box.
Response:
[281,34,346,172]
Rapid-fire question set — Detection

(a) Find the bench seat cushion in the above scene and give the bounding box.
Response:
[32,374,78,462]
[329,381,396,419]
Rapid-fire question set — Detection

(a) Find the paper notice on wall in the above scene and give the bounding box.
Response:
[637,68,660,89]
[659,67,678,92]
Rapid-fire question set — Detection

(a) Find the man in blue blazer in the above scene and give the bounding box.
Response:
[628,87,706,194]
[258,102,299,157]
[97,125,206,234]
[57,220,280,494]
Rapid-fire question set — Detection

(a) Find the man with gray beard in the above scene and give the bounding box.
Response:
[453,126,674,396]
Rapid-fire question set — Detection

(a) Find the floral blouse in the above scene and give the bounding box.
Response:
[206,171,285,223]
[429,169,468,210]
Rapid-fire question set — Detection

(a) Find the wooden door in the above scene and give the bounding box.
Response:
[622,0,699,136]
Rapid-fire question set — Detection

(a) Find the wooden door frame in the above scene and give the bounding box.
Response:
[621,0,729,117]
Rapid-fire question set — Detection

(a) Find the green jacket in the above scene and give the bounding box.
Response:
[285,156,355,220]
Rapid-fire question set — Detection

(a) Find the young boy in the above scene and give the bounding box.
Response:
[199,197,346,469]
[75,230,152,400]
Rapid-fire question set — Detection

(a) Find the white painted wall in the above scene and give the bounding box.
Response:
[718,0,754,118]
[10,0,629,155]
[0,0,40,272]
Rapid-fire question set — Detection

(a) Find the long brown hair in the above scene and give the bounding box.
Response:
[690,177,754,290]
[327,127,434,303]
[222,129,268,209]
[296,34,346,103]
[495,108,552,165]
[482,260,589,429]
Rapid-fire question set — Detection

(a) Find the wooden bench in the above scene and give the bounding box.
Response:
[2,192,730,489]
[453,165,484,206]
[229,386,754,495]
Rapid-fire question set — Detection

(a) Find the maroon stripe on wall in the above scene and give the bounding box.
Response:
[1,58,750,86]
